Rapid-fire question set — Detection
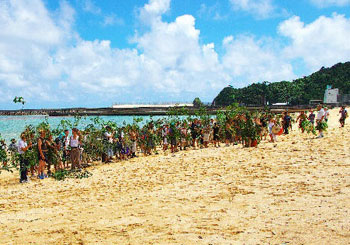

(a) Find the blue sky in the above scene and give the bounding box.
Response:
[0,0,350,109]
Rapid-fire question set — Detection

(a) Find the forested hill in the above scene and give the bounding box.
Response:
[213,62,350,106]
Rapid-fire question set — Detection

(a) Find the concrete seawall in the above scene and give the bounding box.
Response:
[0,105,322,117]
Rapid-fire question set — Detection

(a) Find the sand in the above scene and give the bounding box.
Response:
[0,108,350,244]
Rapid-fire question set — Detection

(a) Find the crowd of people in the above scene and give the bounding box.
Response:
[0,105,347,183]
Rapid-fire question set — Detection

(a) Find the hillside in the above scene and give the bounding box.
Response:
[213,62,350,106]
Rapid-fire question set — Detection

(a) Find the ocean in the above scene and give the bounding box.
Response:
[0,115,166,143]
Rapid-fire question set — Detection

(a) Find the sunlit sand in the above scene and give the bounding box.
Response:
[0,108,349,244]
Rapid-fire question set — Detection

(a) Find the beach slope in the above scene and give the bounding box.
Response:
[0,108,350,244]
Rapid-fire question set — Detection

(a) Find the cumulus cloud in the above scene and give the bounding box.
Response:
[1,0,349,108]
[310,0,350,7]
[279,13,350,71]
[222,35,295,86]
[229,0,276,19]
[0,0,74,105]
[139,0,171,25]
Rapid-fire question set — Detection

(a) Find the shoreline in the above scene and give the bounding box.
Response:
[0,105,327,117]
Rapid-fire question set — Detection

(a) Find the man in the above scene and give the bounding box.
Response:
[8,139,17,152]
[283,111,292,134]
[324,107,329,122]
[316,104,325,138]
[339,106,348,127]
[104,126,114,162]
[18,133,31,183]
[62,129,70,168]
[308,110,316,125]
[212,122,220,148]
[0,140,7,167]
[8,138,17,167]
[162,124,169,151]
[38,130,49,179]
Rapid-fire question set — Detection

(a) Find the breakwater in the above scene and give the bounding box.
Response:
[0,105,322,117]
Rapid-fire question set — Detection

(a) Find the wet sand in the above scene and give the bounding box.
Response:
[0,108,350,244]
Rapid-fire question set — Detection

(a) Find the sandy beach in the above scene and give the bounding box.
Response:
[0,108,350,244]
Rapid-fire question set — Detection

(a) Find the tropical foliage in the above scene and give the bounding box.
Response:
[213,62,350,106]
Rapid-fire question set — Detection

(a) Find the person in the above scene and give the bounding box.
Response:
[62,129,70,168]
[212,122,220,147]
[8,139,17,152]
[283,111,291,134]
[18,133,31,183]
[308,110,316,125]
[70,128,81,170]
[225,122,232,146]
[190,120,198,148]
[202,127,210,148]
[180,122,188,150]
[54,137,64,171]
[339,106,348,127]
[324,107,329,122]
[268,117,277,142]
[104,126,114,163]
[0,140,8,167]
[316,104,325,138]
[297,111,307,133]
[8,138,17,167]
[169,123,177,153]
[38,130,49,179]
[46,134,55,175]
[130,129,138,158]
[260,114,268,140]
[162,124,169,151]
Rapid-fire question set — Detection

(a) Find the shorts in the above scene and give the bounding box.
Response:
[170,138,177,146]
[38,151,48,161]
[213,134,219,141]
[191,132,197,139]
[131,141,137,153]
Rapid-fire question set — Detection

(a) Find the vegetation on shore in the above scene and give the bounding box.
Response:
[213,62,350,106]
[0,104,297,179]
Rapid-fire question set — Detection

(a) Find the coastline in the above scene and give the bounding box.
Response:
[0,105,320,117]
[0,108,349,243]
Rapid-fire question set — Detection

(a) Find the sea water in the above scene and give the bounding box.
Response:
[0,115,166,143]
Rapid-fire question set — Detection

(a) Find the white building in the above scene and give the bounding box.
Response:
[324,87,339,104]
[112,103,194,109]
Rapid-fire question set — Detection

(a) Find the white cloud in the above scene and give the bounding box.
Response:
[82,0,101,15]
[0,0,74,104]
[222,35,295,86]
[139,0,171,25]
[1,0,350,108]
[198,3,227,21]
[310,0,350,7]
[102,14,124,26]
[229,0,276,19]
[279,13,350,71]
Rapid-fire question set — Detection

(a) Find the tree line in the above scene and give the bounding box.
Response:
[213,62,350,106]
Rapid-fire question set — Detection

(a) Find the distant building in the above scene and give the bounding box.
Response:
[112,103,194,109]
[323,86,350,104]
[272,103,288,106]
[324,86,339,104]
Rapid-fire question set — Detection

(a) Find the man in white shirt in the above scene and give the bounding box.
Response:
[104,126,114,162]
[316,104,325,138]
[18,133,31,183]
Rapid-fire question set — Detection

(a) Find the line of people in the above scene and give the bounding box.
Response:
[0,105,347,184]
